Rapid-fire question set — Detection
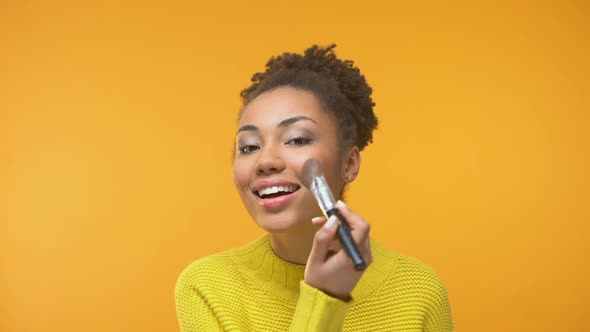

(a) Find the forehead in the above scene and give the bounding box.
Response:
[238,86,333,127]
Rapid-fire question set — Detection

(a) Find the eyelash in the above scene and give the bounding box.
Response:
[237,137,313,154]
[286,136,313,146]
[238,145,259,154]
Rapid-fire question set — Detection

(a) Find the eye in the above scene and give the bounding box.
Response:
[286,137,313,146]
[238,145,260,154]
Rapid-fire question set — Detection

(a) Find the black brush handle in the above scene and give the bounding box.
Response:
[326,208,367,271]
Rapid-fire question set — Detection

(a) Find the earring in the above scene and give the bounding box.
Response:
[344,174,353,183]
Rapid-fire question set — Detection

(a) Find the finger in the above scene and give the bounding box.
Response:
[307,215,339,265]
[311,216,327,228]
[334,202,373,267]
[335,200,371,245]
[311,216,342,258]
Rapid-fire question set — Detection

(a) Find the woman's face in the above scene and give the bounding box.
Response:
[233,86,358,234]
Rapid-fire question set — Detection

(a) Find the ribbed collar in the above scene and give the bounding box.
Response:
[231,234,397,304]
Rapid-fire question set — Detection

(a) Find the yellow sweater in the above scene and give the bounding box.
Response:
[175,235,454,331]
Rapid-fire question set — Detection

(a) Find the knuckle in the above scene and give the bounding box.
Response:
[360,222,371,233]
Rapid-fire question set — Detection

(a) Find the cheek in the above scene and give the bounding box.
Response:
[290,152,322,181]
[292,153,343,186]
[232,160,249,189]
[319,154,346,193]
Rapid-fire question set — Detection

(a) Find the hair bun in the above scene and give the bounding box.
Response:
[241,44,378,150]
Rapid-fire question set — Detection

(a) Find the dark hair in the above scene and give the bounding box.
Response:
[240,44,378,151]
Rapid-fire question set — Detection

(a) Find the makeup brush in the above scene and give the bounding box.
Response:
[301,158,366,271]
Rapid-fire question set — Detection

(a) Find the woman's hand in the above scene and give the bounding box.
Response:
[304,200,373,301]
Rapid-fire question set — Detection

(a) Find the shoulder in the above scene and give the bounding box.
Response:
[397,253,446,285]
[376,243,455,329]
[371,238,449,300]
[176,235,273,295]
[392,254,451,318]
[175,249,237,292]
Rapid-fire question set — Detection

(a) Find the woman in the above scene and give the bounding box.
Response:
[175,45,454,331]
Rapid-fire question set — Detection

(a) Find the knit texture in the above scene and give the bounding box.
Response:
[175,235,454,331]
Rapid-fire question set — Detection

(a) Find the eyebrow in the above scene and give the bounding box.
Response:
[237,116,318,133]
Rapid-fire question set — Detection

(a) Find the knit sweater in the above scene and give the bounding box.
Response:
[175,234,454,331]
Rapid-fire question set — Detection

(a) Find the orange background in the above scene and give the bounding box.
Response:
[1,1,589,331]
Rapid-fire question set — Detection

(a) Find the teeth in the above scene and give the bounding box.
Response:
[257,185,296,197]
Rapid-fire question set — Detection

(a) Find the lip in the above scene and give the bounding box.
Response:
[251,179,301,211]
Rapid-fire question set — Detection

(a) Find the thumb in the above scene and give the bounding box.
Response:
[307,215,339,265]
[311,216,327,228]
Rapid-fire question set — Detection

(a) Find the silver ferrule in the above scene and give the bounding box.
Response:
[310,176,336,214]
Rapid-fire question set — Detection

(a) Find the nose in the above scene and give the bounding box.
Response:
[255,145,285,176]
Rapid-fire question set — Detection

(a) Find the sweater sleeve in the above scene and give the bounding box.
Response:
[289,280,353,332]
[175,269,223,332]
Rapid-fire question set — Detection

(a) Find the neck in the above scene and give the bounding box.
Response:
[269,224,317,265]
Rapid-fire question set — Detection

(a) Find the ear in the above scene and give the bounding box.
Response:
[342,146,361,182]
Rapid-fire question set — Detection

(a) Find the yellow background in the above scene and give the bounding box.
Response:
[1,1,588,331]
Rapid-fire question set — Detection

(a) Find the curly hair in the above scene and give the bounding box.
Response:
[240,44,378,151]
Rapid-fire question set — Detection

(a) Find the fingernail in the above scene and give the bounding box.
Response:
[311,216,325,223]
[324,215,338,229]
[336,200,347,208]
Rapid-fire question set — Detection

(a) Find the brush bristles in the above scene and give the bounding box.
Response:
[301,158,322,189]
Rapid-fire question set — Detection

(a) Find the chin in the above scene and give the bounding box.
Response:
[242,191,320,234]
[254,212,309,234]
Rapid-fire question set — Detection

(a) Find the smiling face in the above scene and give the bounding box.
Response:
[233,86,359,234]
